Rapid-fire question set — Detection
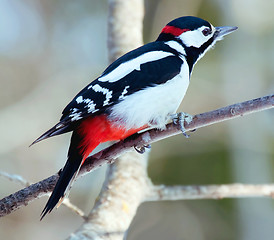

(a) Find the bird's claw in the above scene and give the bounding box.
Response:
[171,112,193,138]
[134,144,151,154]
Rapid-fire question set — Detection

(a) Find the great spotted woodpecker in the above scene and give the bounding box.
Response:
[33,16,237,219]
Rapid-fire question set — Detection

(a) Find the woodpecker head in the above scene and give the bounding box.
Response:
[157,16,237,70]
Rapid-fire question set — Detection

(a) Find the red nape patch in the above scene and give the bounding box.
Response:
[77,114,147,161]
[161,25,190,37]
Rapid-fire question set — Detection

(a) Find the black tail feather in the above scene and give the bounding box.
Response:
[40,150,83,220]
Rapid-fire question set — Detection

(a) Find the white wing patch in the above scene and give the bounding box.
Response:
[119,86,130,100]
[97,51,174,83]
[76,96,83,103]
[83,98,96,113]
[69,108,83,121]
[90,84,113,107]
[75,96,97,113]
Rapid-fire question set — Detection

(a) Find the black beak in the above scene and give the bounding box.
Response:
[214,26,238,40]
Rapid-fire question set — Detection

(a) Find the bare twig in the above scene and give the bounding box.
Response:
[146,184,274,201]
[0,171,31,187]
[0,94,273,217]
[62,198,87,219]
[0,174,58,217]
[0,170,86,219]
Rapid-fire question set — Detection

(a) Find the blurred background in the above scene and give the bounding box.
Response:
[0,0,273,239]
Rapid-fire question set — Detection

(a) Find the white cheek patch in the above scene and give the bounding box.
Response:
[179,26,213,48]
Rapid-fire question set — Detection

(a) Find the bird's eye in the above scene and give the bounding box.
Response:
[202,28,212,36]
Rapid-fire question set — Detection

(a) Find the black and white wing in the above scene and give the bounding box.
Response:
[31,42,184,144]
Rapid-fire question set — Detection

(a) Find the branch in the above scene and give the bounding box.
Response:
[81,94,273,176]
[0,171,31,187]
[146,184,274,201]
[0,94,272,217]
[68,151,150,240]
[62,198,87,219]
[0,94,273,217]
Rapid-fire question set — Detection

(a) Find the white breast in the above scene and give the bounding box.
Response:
[108,63,190,130]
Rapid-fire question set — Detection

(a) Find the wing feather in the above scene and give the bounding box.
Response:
[32,41,183,144]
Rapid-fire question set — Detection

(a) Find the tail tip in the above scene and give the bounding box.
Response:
[29,139,39,148]
[40,206,52,221]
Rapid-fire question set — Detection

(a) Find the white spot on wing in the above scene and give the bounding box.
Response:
[76,96,83,103]
[97,51,174,83]
[88,84,113,107]
[83,98,97,113]
[55,123,64,129]
[119,86,130,100]
[71,108,78,113]
[69,108,83,121]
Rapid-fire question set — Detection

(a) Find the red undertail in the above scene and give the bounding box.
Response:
[77,114,146,161]
[41,114,146,219]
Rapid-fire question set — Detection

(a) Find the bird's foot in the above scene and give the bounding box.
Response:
[134,144,151,154]
[171,112,193,138]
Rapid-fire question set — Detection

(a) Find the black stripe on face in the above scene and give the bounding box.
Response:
[184,36,215,73]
